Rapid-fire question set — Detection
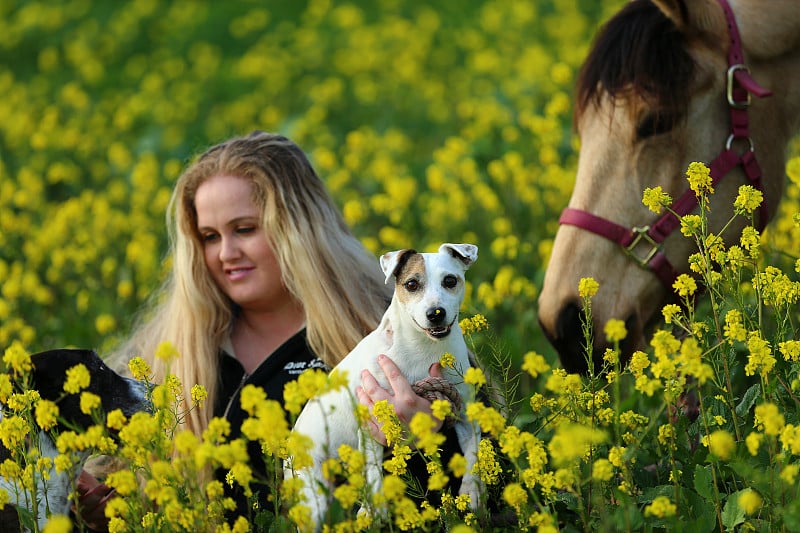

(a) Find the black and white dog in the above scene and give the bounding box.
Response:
[0,348,150,531]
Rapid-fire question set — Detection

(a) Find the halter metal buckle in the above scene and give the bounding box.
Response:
[624,226,660,267]
[727,65,752,109]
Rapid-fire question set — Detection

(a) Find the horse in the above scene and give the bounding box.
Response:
[537,0,800,374]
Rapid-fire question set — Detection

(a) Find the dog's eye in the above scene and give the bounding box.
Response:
[442,275,458,289]
[404,279,420,292]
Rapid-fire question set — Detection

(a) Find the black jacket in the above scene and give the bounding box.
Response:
[214,328,465,523]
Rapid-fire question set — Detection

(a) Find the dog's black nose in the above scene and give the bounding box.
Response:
[427,307,446,324]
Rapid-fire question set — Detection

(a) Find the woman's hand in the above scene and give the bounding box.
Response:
[72,470,115,532]
[355,354,445,445]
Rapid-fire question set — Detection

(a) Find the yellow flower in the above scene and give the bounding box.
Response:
[42,515,72,533]
[0,374,12,404]
[740,226,761,256]
[439,352,456,369]
[288,504,312,533]
[465,402,506,438]
[430,399,452,420]
[459,314,489,334]
[604,318,627,343]
[231,516,250,533]
[661,304,682,324]
[383,444,411,476]
[628,350,650,378]
[705,430,735,461]
[738,489,762,515]
[780,424,800,454]
[745,332,776,377]
[781,464,799,484]
[672,274,697,298]
[154,340,179,362]
[410,411,445,456]
[502,482,528,511]
[372,400,402,446]
[780,340,800,362]
[382,474,406,500]
[644,495,677,518]
[734,184,763,215]
[592,458,614,481]
[680,214,703,237]
[0,487,10,511]
[547,423,607,467]
[95,314,117,335]
[464,367,486,388]
[723,310,747,344]
[603,349,618,366]
[127,357,152,381]
[35,399,59,431]
[106,469,139,496]
[80,392,102,414]
[448,453,467,478]
[745,432,763,456]
[426,461,449,491]
[3,341,32,376]
[608,446,627,467]
[521,351,550,378]
[578,277,599,298]
[642,186,672,214]
[106,409,127,431]
[472,439,502,485]
[499,425,535,460]
[686,161,713,196]
[64,364,91,394]
[190,384,208,406]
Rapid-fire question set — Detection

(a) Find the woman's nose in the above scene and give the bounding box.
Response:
[219,236,241,261]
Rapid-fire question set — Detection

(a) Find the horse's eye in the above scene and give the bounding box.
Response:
[442,275,458,289]
[404,279,420,292]
[637,112,673,139]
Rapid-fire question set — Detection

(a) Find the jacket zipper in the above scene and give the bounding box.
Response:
[222,371,250,419]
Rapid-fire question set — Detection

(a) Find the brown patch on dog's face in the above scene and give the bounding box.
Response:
[394,253,426,306]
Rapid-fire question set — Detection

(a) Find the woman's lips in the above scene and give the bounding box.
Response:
[225,266,254,281]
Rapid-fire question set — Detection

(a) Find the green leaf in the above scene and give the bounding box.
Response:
[736,382,761,418]
[639,484,675,503]
[693,464,715,501]
[722,492,746,531]
[685,489,718,532]
[782,498,800,532]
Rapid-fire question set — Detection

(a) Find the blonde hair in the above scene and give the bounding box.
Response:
[114,131,391,435]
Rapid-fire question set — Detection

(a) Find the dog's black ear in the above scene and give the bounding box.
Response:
[379,249,417,283]
[439,243,478,268]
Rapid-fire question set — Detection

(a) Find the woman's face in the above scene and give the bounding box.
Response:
[194,174,295,312]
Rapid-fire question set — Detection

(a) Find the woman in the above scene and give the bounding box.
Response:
[80,131,444,527]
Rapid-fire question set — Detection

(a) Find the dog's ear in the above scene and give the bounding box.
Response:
[439,243,478,268]
[380,249,417,284]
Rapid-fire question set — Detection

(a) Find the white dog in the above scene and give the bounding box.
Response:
[287,243,481,527]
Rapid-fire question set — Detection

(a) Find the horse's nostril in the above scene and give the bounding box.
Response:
[552,302,590,374]
[543,303,639,375]
[426,307,446,324]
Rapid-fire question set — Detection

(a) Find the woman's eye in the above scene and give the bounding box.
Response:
[236,226,256,234]
[201,233,219,243]
[404,279,420,292]
[443,275,458,289]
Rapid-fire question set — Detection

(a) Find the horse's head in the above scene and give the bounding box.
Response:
[538,0,800,374]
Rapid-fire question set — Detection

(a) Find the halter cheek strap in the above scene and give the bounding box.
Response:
[559,0,772,292]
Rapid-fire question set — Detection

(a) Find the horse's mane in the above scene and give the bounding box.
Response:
[575,0,695,128]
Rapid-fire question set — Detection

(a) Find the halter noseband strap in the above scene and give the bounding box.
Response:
[559,0,772,292]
